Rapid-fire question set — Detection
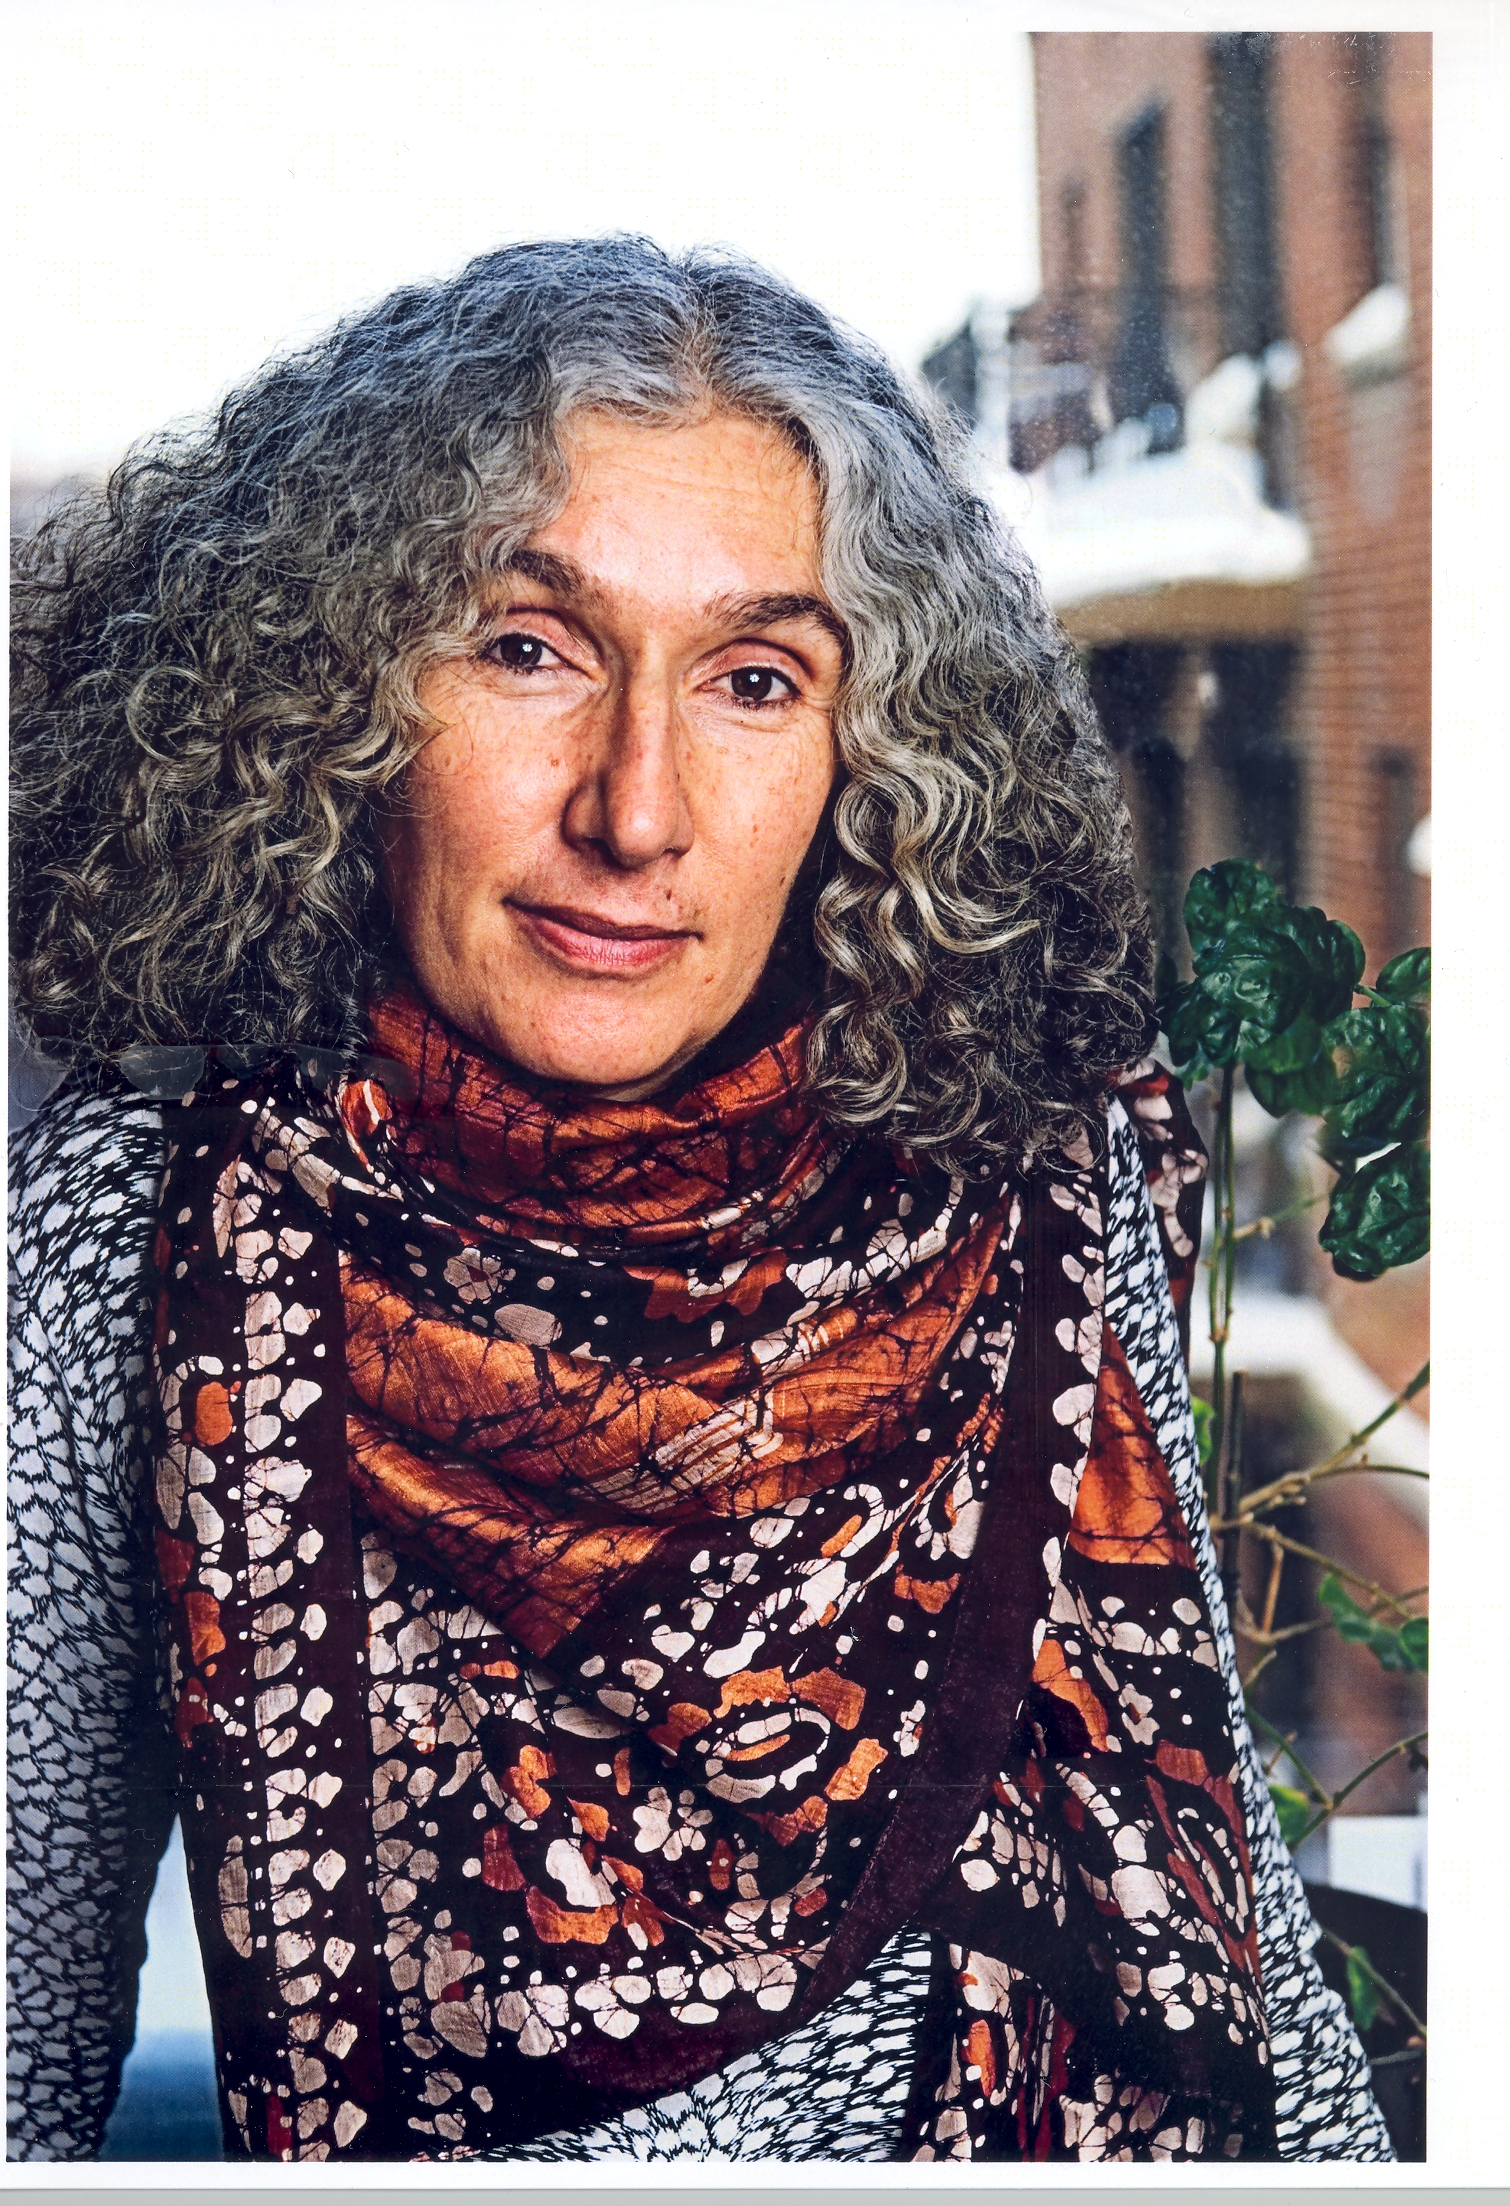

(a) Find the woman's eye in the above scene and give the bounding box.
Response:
[487,631,556,672]
[724,664,796,707]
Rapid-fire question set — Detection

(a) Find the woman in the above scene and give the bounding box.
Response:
[9,237,1389,2164]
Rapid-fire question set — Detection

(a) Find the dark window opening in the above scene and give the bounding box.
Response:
[1346,32,1396,297]
[1061,177,1087,289]
[1205,642,1301,899]
[1089,644,1187,966]
[919,321,979,431]
[1113,106,1183,449]
[1374,748,1419,963]
[1210,32,1284,360]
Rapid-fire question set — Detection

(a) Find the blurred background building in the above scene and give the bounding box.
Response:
[926,31,1430,1893]
[928,30,1429,970]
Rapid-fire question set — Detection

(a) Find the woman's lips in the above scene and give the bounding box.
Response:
[510,901,695,973]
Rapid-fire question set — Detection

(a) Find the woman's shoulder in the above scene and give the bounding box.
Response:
[9,1073,167,1306]
[9,1075,167,1542]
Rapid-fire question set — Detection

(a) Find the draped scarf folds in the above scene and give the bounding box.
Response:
[149,983,1275,2162]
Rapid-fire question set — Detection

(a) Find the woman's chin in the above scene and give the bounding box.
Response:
[473,1016,711,1102]
[426,955,741,1101]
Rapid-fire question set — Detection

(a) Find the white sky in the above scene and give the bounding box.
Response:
[5,0,1040,481]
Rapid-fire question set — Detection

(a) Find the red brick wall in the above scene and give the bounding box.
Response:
[1271,33,1431,963]
[1028,32,1432,967]
[1031,34,1219,304]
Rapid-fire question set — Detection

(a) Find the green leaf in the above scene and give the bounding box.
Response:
[1315,1570,1386,1658]
[1246,1050,1340,1119]
[1189,925,1314,1067]
[1324,1002,1429,1156]
[1320,1142,1430,1281]
[1268,1782,1312,1848]
[1189,1395,1216,1468]
[1373,946,1431,1005]
[1398,1616,1429,1673]
[1183,860,1280,956]
[1268,906,1367,1025]
[1244,1013,1342,1089]
[1195,922,1312,1020]
[1171,864,1359,1081]
[1346,1946,1381,2034]
[1318,1572,1380,1645]
[1242,1009,1319,1077]
[1318,1573,1420,1672]
[1166,977,1243,1074]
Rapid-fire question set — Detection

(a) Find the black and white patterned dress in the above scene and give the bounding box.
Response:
[6,1081,1393,2162]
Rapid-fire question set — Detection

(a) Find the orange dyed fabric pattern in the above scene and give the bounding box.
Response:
[344,987,1009,1654]
[150,998,1273,2163]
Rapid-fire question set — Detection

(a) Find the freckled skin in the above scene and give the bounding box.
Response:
[381,412,842,1101]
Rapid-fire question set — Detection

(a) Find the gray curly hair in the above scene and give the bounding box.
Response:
[11,235,1153,1175]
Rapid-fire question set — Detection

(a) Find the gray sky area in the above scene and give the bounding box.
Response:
[6,0,1039,482]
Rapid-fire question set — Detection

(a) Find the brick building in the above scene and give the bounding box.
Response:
[970,31,1431,974]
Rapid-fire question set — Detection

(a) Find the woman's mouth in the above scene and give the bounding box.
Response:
[509,901,696,974]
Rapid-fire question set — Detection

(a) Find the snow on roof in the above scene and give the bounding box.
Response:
[1323,282,1411,383]
[1406,813,1431,878]
[991,437,1311,614]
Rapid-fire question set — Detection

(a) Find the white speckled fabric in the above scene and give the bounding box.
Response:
[7,1084,1390,2161]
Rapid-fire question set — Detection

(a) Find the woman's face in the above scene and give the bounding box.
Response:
[382,410,843,1100]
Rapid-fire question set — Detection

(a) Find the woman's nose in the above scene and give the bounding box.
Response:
[562,674,694,871]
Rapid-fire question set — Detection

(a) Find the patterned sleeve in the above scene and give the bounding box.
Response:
[7,1084,179,2161]
[1104,1094,1394,2161]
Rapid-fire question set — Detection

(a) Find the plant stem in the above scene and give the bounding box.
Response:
[1220,1370,1246,1624]
[1223,1067,1238,1395]
[1236,1584,1427,1649]
[1220,1363,1431,1523]
[1232,1191,1327,1243]
[1241,1613,1334,1649]
[1261,1725,1294,1778]
[1259,1540,1285,1636]
[1318,1927,1427,2041]
[1206,1064,1236,1498]
[1246,1704,1333,1806]
[1296,1730,1429,1845]
[1237,1525,1425,1620]
[1213,1463,1429,1531]
[1335,1362,1431,1456]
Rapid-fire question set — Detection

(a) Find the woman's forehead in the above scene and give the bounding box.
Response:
[555,408,816,511]
[525,409,827,611]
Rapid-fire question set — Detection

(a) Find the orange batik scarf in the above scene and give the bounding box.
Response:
[150,983,1275,2161]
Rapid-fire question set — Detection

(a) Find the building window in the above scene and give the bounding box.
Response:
[1205,643,1301,899]
[1209,32,1284,361]
[919,321,979,431]
[1061,176,1087,292]
[1088,643,1187,965]
[1113,105,1183,449]
[1374,748,1419,963]
[1346,32,1396,299]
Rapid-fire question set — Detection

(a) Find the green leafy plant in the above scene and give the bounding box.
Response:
[1318,1574,1429,1674]
[1190,1393,1216,1468]
[1267,1781,1312,1848]
[1163,863,1428,1284]
[1346,1945,1382,2034]
[1159,859,1429,2046]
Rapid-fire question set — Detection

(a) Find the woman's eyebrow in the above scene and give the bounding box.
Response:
[705,591,849,653]
[502,558,849,658]
[503,547,595,601]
